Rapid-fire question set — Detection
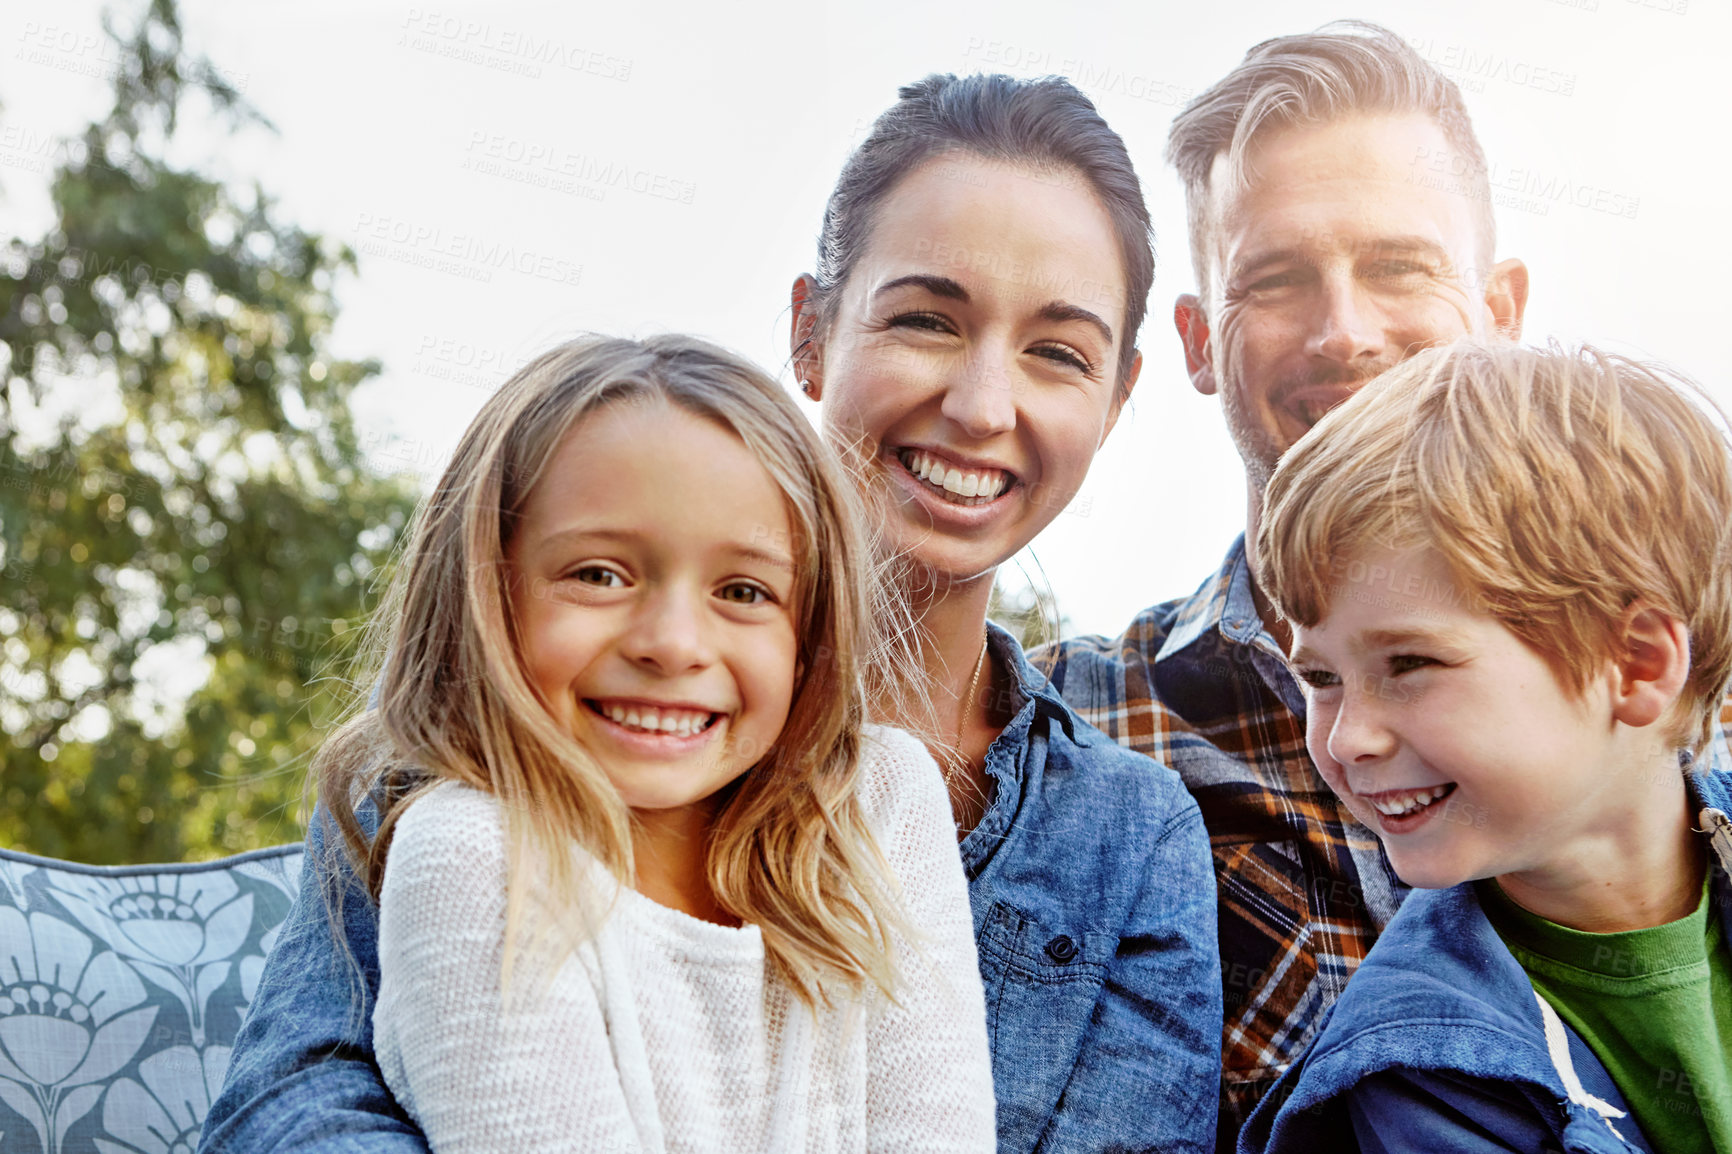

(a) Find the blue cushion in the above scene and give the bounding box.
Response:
[0,843,303,1154]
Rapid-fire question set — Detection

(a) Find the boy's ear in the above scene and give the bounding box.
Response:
[1608,604,1690,730]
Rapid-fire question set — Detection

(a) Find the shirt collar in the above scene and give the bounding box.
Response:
[1156,533,1275,663]
[986,620,1087,746]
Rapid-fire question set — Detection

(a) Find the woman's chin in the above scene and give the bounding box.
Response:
[874,497,1045,585]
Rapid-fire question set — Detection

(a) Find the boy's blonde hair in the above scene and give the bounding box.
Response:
[1258,339,1732,757]
[316,334,908,1007]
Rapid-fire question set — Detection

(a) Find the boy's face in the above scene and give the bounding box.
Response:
[1288,545,1624,890]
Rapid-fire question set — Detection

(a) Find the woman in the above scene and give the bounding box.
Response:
[792,74,1219,1152]
[200,73,1220,1154]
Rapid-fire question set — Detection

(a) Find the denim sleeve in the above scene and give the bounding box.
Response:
[1038,796,1222,1154]
[1343,1070,1553,1154]
[197,800,430,1154]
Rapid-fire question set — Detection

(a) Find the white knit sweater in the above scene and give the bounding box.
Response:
[373,725,995,1153]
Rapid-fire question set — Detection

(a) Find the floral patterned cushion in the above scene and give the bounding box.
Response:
[0,843,303,1154]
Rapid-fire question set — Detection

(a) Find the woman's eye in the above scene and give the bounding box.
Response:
[717,582,772,606]
[1031,343,1095,373]
[1296,668,1340,690]
[1388,654,1434,675]
[887,311,954,334]
[571,566,624,587]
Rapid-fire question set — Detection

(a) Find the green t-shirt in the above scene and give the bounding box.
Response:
[1479,875,1732,1154]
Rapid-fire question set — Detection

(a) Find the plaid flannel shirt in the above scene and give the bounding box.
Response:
[1033,535,1408,1147]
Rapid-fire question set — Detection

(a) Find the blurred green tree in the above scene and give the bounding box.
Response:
[0,0,414,862]
[988,576,1068,654]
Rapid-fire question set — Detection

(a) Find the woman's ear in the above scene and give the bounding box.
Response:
[1100,348,1142,445]
[790,274,825,401]
[1609,604,1691,730]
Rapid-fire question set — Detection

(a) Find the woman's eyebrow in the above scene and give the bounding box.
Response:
[875,274,1113,344]
[1037,301,1113,345]
[874,273,969,301]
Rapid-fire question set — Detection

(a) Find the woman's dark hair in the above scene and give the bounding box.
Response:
[809,72,1155,390]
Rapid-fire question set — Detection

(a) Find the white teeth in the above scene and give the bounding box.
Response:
[1369,785,1452,816]
[898,450,1011,504]
[598,703,714,736]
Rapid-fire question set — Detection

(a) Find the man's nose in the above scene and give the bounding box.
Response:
[941,347,1018,439]
[1306,278,1384,365]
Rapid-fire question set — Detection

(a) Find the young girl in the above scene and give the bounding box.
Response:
[317,335,995,1152]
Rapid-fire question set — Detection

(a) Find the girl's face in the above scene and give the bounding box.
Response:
[507,401,799,820]
[801,155,1140,584]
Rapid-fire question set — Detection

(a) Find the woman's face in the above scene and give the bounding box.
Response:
[798,154,1140,586]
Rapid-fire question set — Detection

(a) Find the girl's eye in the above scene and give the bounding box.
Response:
[1031,343,1095,374]
[571,566,624,588]
[1388,654,1434,675]
[1296,668,1340,690]
[717,582,773,606]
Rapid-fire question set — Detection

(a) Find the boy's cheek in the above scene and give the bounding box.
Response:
[1305,730,1355,806]
[1303,713,1339,781]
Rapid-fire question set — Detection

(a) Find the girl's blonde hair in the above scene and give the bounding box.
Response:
[316,334,907,1007]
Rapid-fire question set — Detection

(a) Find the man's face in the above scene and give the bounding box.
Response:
[1179,113,1526,494]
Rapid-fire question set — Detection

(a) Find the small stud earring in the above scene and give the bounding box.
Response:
[799,379,814,397]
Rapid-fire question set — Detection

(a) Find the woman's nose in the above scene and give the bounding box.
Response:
[940,349,1018,439]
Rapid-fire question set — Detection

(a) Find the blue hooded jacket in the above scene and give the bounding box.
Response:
[1240,765,1732,1154]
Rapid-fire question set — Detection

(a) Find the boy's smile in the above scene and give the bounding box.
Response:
[1288,545,1633,893]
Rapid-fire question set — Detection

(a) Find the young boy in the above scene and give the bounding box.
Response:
[1239,341,1732,1154]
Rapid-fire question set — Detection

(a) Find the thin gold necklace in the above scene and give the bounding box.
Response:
[947,634,990,789]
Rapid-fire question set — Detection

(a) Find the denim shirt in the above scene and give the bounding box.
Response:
[1238,766,1732,1154]
[199,624,1222,1153]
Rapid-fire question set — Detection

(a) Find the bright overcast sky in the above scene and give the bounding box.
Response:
[4,0,1726,637]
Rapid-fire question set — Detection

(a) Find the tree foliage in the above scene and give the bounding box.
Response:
[0,0,415,862]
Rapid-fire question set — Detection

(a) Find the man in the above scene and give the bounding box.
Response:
[1037,20,1529,1148]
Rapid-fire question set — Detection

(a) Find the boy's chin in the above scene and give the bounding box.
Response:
[1387,854,1483,891]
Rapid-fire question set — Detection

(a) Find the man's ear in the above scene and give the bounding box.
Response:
[790,274,825,400]
[1608,604,1690,730]
[1484,258,1529,341]
[1174,294,1217,397]
[1100,348,1143,444]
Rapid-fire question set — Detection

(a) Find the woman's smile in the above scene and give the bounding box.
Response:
[895,446,1017,506]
